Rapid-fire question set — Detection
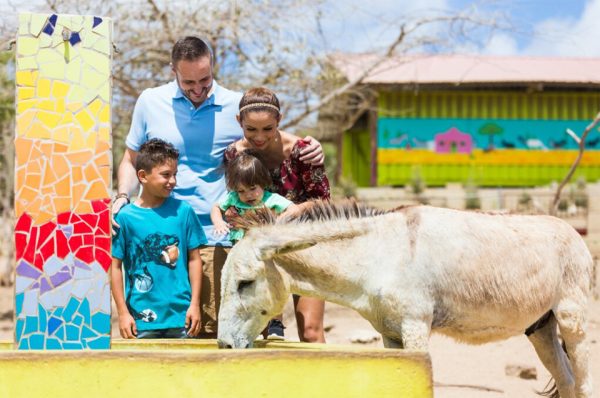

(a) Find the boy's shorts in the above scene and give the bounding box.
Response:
[137,327,188,339]
[198,245,230,338]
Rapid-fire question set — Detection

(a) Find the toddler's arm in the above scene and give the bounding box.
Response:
[186,248,202,337]
[110,257,137,338]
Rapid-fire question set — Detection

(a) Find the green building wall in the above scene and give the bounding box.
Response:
[342,89,600,187]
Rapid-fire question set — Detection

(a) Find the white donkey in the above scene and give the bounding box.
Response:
[217,201,593,398]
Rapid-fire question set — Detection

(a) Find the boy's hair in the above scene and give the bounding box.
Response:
[238,87,281,121]
[136,138,180,173]
[172,36,213,64]
[225,150,272,191]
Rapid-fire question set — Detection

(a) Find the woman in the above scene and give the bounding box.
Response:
[224,87,330,343]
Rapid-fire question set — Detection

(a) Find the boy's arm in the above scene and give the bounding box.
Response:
[185,248,202,337]
[210,204,230,236]
[110,257,137,339]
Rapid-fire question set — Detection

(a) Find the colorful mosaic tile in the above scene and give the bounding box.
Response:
[15,13,112,350]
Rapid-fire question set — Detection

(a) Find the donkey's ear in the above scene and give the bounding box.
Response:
[255,240,317,261]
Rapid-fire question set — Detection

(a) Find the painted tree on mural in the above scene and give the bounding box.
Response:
[478,122,503,151]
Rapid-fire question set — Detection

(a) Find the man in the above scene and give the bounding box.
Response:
[113,36,323,338]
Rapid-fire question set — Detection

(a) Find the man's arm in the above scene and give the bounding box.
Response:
[112,148,139,231]
[185,248,202,337]
[110,257,137,339]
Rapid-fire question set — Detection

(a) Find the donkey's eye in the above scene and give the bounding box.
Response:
[238,280,254,292]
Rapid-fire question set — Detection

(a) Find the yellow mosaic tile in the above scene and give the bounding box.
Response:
[18,37,39,57]
[88,98,103,117]
[92,19,110,37]
[17,87,35,101]
[52,197,72,215]
[37,78,51,97]
[26,121,52,140]
[98,104,109,124]
[66,59,82,83]
[85,180,109,200]
[16,113,35,137]
[37,100,55,111]
[16,70,36,87]
[99,82,110,102]
[18,14,30,34]
[29,14,48,36]
[75,109,95,133]
[98,126,110,143]
[81,67,105,91]
[52,126,70,144]
[51,81,70,98]
[17,56,37,71]
[85,132,97,149]
[39,61,66,80]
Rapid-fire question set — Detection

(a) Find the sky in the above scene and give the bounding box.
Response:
[319,0,600,57]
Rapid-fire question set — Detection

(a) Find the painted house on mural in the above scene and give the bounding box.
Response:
[327,54,600,187]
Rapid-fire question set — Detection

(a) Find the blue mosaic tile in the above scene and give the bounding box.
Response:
[62,296,80,322]
[18,338,29,350]
[87,336,110,349]
[16,292,24,315]
[47,316,63,335]
[66,324,80,341]
[15,318,24,342]
[54,325,65,341]
[91,311,110,333]
[93,16,102,28]
[69,32,81,45]
[62,342,83,350]
[73,314,83,326]
[46,337,62,350]
[38,304,47,333]
[29,333,45,349]
[79,298,91,325]
[52,307,63,317]
[81,325,97,339]
[24,316,38,335]
[49,14,57,25]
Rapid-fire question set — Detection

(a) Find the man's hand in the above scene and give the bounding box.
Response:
[299,135,324,166]
[119,313,137,339]
[185,304,201,337]
[111,196,129,235]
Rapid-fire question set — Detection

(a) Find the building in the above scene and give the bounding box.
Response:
[328,54,600,187]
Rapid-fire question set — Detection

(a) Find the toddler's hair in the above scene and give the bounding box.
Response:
[226,150,272,191]
[136,138,180,173]
[238,87,281,121]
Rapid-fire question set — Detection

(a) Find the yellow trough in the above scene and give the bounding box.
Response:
[0,339,432,398]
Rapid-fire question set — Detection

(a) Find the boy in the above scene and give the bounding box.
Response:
[111,138,206,338]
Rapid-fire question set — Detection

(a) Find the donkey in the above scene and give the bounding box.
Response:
[217,201,593,398]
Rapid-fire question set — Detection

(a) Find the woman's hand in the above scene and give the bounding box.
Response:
[299,136,324,166]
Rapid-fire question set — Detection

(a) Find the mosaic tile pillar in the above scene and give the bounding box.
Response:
[14,13,112,349]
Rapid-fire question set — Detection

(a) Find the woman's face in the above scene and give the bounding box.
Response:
[239,111,280,150]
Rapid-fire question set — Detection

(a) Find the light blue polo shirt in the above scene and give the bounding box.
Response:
[127,80,243,245]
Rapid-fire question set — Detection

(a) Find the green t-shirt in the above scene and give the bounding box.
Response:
[219,191,292,241]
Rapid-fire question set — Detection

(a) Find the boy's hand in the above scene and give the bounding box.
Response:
[119,313,137,339]
[185,305,201,337]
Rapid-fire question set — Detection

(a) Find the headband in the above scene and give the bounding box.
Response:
[239,103,280,113]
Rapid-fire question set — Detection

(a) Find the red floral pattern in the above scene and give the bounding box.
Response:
[224,140,330,203]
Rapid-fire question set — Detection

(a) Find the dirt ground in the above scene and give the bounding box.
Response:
[0,285,598,397]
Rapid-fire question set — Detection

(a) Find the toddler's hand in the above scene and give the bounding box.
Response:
[213,221,230,237]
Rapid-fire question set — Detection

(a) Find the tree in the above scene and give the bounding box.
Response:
[478,122,503,151]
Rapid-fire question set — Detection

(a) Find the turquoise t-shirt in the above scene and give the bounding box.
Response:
[112,197,207,331]
[218,191,292,241]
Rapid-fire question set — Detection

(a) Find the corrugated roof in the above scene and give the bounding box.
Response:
[330,54,600,87]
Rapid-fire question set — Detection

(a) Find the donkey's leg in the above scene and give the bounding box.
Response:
[527,312,575,398]
[382,335,403,349]
[555,300,593,398]
[400,319,430,351]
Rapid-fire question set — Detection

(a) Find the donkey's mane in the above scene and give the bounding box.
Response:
[228,199,400,231]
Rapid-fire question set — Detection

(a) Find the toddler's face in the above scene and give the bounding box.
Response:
[237,184,265,206]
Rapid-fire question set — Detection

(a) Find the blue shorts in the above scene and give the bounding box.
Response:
[136,327,189,339]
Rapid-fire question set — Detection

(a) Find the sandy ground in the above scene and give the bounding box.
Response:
[0,286,598,397]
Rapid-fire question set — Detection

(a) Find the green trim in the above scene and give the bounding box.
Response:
[378,91,600,120]
[342,129,371,187]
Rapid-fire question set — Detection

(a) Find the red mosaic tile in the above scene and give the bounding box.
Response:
[95,248,111,272]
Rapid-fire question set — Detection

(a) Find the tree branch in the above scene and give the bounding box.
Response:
[551,111,600,214]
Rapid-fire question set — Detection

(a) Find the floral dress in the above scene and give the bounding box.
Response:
[223,140,330,203]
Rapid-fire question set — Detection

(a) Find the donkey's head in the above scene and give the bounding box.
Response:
[216,231,316,349]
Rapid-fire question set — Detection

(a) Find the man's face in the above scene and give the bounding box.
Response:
[172,56,213,107]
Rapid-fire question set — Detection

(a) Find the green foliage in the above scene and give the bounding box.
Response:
[408,167,428,204]
[464,179,481,210]
[518,191,532,206]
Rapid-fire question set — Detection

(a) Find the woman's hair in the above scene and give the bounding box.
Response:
[225,150,272,191]
[238,87,281,121]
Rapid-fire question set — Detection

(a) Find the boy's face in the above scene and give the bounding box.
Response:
[138,159,178,199]
[236,184,265,206]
